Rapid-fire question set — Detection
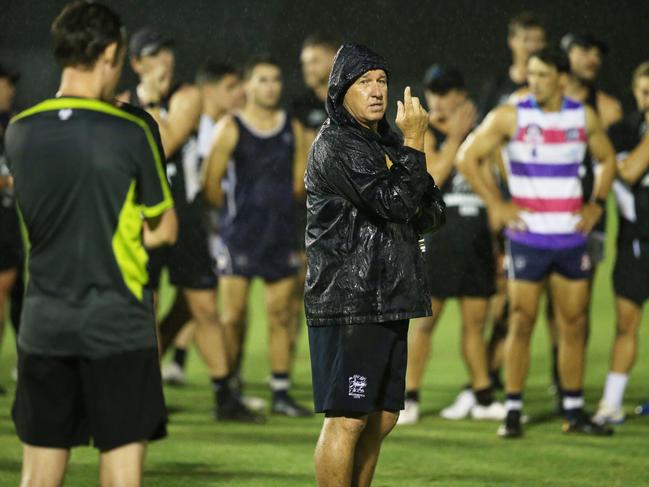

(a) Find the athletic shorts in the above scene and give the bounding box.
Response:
[308,320,408,414]
[424,210,496,298]
[211,235,299,282]
[13,347,167,452]
[613,239,649,306]
[505,240,592,282]
[0,205,22,272]
[147,212,217,290]
[587,231,606,266]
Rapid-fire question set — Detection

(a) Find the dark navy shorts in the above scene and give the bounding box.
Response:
[505,240,592,282]
[308,320,408,414]
[211,235,299,283]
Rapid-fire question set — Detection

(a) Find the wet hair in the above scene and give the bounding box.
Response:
[529,46,570,74]
[51,0,125,69]
[422,64,464,95]
[632,61,649,87]
[195,60,238,86]
[242,54,281,80]
[508,11,544,36]
[302,33,342,53]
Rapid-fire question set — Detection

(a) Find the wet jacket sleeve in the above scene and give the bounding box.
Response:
[411,176,446,235]
[327,139,430,223]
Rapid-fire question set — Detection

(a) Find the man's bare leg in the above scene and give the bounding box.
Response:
[218,276,251,370]
[289,252,307,370]
[352,410,399,487]
[459,297,491,391]
[0,269,17,366]
[99,442,146,487]
[20,445,69,487]
[315,414,368,487]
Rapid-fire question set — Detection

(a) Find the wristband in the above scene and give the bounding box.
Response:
[593,197,606,209]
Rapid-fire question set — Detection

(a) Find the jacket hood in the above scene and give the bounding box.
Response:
[326,43,394,140]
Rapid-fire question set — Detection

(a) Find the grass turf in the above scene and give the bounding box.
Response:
[0,204,648,486]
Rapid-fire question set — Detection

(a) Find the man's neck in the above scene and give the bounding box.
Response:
[537,93,563,112]
[57,68,102,99]
[564,76,593,103]
[509,58,527,85]
[204,104,226,122]
[242,103,281,129]
[314,84,328,103]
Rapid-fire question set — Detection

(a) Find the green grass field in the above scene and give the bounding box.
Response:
[0,203,648,486]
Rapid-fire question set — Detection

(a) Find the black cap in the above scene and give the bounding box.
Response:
[0,64,19,83]
[560,33,609,56]
[129,28,174,58]
[422,64,464,94]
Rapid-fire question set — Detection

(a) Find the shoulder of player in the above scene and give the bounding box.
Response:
[170,83,201,104]
[596,90,622,111]
[211,114,240,145]
[485,104,516,133]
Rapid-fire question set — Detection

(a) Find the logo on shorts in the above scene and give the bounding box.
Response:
[514,255,527,271]
[581,253,592,271]
[348,375,367,399]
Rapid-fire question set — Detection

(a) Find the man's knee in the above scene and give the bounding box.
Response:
[323,413,368,438]
[508,308,535,340]
[378,411,399,438]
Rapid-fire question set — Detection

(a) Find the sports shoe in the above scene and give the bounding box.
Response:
[397,399,420,425]
[271,394,312,417]
[592,401,625,425]
[635,400,649,416]
[241,395,267,412]
[216,399,266,424]
[161,362,186,386]
[562,411,614,436]
[440,389,476,420]
[471,401,507,421]
[497,410,523,438]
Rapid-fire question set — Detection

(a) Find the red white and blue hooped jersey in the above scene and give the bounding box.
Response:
[504,96,588,249]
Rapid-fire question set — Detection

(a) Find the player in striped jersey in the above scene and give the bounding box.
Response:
[458,47,616,438]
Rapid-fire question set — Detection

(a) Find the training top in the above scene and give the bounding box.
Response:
[218,112,297,253]
[608,111,649,242]
[5,97,173,358]
[504,96,588,249]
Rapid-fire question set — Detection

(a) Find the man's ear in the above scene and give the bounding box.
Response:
[103,42,119,66]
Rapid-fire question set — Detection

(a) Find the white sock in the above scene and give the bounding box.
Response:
[603,372,628,410]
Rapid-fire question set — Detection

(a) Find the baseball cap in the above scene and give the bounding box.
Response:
[129,28,174,58]
[560,33,609,56]
[0,64,19,83]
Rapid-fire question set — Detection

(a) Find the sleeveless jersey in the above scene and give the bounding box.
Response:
[504,96,588,249]
[219,112,297,252]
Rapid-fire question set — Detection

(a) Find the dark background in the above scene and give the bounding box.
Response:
[1,0,648,114]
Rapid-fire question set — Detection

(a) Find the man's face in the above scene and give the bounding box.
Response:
[245,63,282,110]
[508,27,546,62]
[131,47,175,97]
[301,45,335,90]
[0,77,16,112]
[343,69,388,128]
[424,89,465,125]
[527,57,563,104]
[568,45,602,82]
[203,73,241,114]
[100,43,126,101]
[633,76,649,114]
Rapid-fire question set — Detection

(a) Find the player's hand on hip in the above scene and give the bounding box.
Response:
[575,202,603,235]
[397,86,428,150]
[490,200,527,232]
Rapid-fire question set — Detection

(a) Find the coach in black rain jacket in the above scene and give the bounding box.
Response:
[304,43,445,326]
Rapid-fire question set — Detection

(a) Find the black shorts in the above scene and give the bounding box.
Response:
[13,347,167,452]
[147,212,217,290]
[424,209,496,298]
[0,238,22,272]
[211,235,300,283]
[613,239,649,306]
[0,205,22,272]
[308,320,408,414]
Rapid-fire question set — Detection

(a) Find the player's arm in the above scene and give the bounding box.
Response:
[616,128,649,185]
[577,106,617,233]
[149,85,202,157]
[597,92,623,129]
[292,118,307,200]
[143,209,178,248]
[202,115,239,207]
[457,105,522,230]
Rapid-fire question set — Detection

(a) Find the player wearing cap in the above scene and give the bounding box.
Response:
[458,47,616,438]
[203,55,311,417]
[5,2,177,484]
[121,29,263,423]
[399,65,504,425]
[592,62,649,425]
[0,63,22,393]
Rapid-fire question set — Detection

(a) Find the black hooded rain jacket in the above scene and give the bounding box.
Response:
[304,43,445,326]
